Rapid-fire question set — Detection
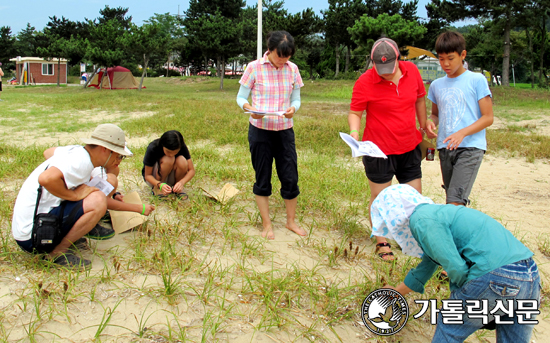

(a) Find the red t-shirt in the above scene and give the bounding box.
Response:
[350,61,425,155]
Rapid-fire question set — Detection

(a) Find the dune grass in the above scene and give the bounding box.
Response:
[0,77,548,342]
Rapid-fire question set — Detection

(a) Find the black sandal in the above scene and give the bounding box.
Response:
[375,242,395,261]
[437,270,449,282]
[151,188,168,199]
[174,191,188,200]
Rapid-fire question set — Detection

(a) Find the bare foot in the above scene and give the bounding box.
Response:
[261,226,275,240]
[286,222,307,236]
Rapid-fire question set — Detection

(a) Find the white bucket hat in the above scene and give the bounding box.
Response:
[82,124,132,156]
[370,184,434,258]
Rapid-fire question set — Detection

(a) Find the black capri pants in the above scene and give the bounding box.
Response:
[248,123,300,199]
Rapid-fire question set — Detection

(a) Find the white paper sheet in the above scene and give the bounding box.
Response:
[86,176,115,196]
[339,132,388,159]
[245,109,286,117]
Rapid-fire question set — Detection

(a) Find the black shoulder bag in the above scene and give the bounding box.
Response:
[31,167,66,254]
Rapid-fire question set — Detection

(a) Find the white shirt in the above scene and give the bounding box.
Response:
[90,166,107,180]
[57,146,107,181]
[12,146,94,241]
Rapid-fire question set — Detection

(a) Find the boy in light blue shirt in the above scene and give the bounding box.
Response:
[426,31,494,205]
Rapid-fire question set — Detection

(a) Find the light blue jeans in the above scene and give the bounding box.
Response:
[432,258,540,343]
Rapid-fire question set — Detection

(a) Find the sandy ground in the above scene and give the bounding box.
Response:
[1,154,548,343]
[1,111,550,342]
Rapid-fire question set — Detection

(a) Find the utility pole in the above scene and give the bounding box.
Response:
[257,0,262,59]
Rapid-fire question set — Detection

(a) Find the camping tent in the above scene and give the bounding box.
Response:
[88,66,142,89]
[404,46,437,60]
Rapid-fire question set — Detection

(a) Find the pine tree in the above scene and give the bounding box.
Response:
[439,0,529,86]
[183,0,245,89]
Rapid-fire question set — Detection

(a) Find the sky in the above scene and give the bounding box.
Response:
[0,0,433,35]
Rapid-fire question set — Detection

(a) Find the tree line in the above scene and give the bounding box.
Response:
[0,0,548,89]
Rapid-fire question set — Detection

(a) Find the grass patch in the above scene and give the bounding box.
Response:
[487,127,550,162]
[538,233,550,258]
[509,82,548,90]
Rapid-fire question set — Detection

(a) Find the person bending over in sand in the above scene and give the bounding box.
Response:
[372,184,539,343]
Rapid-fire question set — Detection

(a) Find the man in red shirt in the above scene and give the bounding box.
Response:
[348,37,427,260]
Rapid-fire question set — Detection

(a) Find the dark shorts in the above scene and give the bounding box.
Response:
[248,124,299,199]
[0,81,2,92]
[16,200,85,253]
[362,144,422,184]
[439,147,485,205]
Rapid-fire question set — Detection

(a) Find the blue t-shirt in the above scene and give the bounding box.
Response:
[428,71,492,150]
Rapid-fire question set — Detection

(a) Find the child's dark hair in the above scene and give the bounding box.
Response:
[435,31,466,55]
[159,130,184,151]
[267,31,295,58]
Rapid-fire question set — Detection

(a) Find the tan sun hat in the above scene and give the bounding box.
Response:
[82,124,132,156]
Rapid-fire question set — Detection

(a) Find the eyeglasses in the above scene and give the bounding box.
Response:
[116,154,126,161]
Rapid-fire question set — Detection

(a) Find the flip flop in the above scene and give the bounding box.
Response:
[151,189,168,199]
[174,192,188,200]
[437,270,449,282]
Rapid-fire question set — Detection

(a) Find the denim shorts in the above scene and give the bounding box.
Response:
[432,258,540,343]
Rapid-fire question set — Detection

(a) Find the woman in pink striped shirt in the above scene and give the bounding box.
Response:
[236,31,306,240]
